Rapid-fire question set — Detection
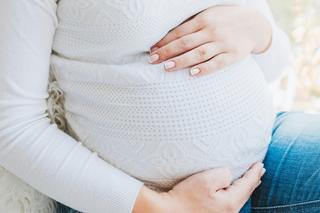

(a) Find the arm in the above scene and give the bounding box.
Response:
[0,1,144,212]
[247,0,292,82]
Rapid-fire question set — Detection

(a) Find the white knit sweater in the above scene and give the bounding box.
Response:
[0,0,291,213]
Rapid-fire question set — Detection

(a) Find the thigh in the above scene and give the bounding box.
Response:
[55,202,82,213]
[240,199,252,213]
[252,112,320,213]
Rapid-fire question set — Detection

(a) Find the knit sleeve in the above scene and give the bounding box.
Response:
[0,1,144,212]
[247,0,292,83]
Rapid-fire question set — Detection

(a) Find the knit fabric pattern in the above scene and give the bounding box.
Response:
[51,0,275,191]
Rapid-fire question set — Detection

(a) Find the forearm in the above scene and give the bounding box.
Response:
[0,121,143,212]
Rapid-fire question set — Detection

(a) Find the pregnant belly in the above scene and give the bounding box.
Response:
[51,56,275,191]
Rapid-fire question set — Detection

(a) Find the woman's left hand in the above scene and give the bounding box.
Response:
[149,5,272,76]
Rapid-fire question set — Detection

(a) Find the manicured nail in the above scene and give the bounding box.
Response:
[190,68,200,76]
[261,168,266,176]
[150,46,159,53]
[149,54,159,63]
[164,61,176,70]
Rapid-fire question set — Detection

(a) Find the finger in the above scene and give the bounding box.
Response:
[189,53,236,76]
[149,30,210,64]
[222,162,265,205]
[151,17,204,51]
[164,42,223,71]
[193,167,232,197]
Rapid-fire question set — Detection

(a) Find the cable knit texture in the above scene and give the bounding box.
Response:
[51,0,275,191]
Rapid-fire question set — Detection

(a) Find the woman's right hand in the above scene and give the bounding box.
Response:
[133,162,265,213]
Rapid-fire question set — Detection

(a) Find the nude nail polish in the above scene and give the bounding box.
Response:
[164,61,176,70]
[149,54,159,63]
[190,68,200,76]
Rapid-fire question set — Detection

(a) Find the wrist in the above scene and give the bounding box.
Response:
[132,186,170,213]
[251,10,273,54]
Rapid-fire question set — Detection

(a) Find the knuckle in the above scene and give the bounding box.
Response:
[174,56,187,67]
[172,28,183,38]
[178,37,190,50]
[160,47,170,59]
[182,56,192,66]
[196,47,209,60]
[194,19,204,29]
[172,57,181,67]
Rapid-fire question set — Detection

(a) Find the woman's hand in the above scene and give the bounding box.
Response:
[133,162,265,213]
[148,6,272,76]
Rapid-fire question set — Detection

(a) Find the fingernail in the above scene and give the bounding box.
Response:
[149,54,159,63]
[190,68,201,76]
[261,168,266,176]
[164,61,176,70]
[150,46,159,53]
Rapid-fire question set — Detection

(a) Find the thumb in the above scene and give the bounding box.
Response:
[221,162,264,205]
[172,167,233,199]
[200,167,233,196]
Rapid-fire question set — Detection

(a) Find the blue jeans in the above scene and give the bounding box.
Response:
[56,112,320,213]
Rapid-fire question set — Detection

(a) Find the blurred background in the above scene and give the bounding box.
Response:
[268,0,320,112]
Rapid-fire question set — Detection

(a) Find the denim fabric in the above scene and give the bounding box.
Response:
[250,112,320,213]
[56,112,320,213]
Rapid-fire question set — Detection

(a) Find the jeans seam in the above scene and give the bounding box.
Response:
[252,199,320,210]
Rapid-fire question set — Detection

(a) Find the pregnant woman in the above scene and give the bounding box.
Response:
[0,0,319,213]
